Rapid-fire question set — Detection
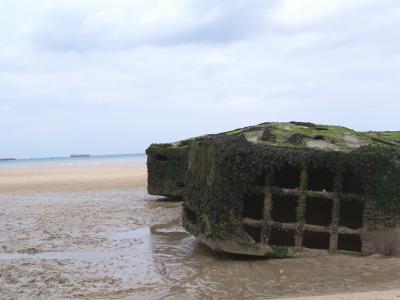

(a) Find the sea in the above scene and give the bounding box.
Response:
[0,153,146,169]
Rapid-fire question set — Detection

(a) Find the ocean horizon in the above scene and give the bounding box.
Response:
[0,153,146,168]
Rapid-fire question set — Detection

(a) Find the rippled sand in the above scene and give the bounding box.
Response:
[0,164,400,299]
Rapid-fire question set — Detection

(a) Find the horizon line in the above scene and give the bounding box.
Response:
[0,152,146,161]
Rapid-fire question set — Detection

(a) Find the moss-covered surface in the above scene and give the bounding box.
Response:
[222,122,381,151]
[168,122,400,151]
[147,122,400,257]
[146,144,188,198]
[364,131,400,147]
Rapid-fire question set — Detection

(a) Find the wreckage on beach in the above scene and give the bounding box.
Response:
[146,122,400,257]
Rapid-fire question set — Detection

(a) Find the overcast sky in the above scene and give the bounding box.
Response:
[1,0,399,158]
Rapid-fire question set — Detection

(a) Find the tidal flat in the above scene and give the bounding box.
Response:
[0,164,400,299]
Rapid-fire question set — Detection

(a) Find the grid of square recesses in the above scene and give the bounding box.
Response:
[242,164,365,253]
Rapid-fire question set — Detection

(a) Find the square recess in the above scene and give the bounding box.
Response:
[269,227,295,247]
[343,166,364,194]
[307,167,335,192]
[339,200,364,229]
[338,234,362,252]
[243,193,264,220]
[305,196,333,226]
[271,194,298,223]
[303,231,330,250]
[244,225,262,243]
[273,165,301,189]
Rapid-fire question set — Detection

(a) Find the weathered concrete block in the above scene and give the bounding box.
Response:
[147,122,400,257]
[146,143,188,198]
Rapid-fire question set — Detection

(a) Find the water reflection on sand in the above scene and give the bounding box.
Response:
[1,188,400,299]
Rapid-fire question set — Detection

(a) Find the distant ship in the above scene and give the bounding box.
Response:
[0,158,16,161]
[70,154,90,158]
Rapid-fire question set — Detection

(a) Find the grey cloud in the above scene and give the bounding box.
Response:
[32,1,271,52]
[1,0,400,158]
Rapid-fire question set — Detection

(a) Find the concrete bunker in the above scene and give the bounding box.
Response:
[146,144,188,198]
[240,161,367,254]
[147,122,400,257]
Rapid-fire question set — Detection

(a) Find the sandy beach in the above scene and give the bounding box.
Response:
[1,163,400,299]
[0,163,147,193]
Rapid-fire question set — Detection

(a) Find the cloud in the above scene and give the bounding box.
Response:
[270,0,350,26]
[0,0,400,157]
[28,0,268,52]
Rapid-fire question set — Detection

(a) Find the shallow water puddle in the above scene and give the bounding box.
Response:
[0,226,187,261]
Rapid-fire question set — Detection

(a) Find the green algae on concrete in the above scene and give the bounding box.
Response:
[146,122,400,257]
[364,131,400,147]
[146,144,188,198]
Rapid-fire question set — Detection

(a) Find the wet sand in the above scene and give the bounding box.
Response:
[281,289,400,299]
[1,163,400,299]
